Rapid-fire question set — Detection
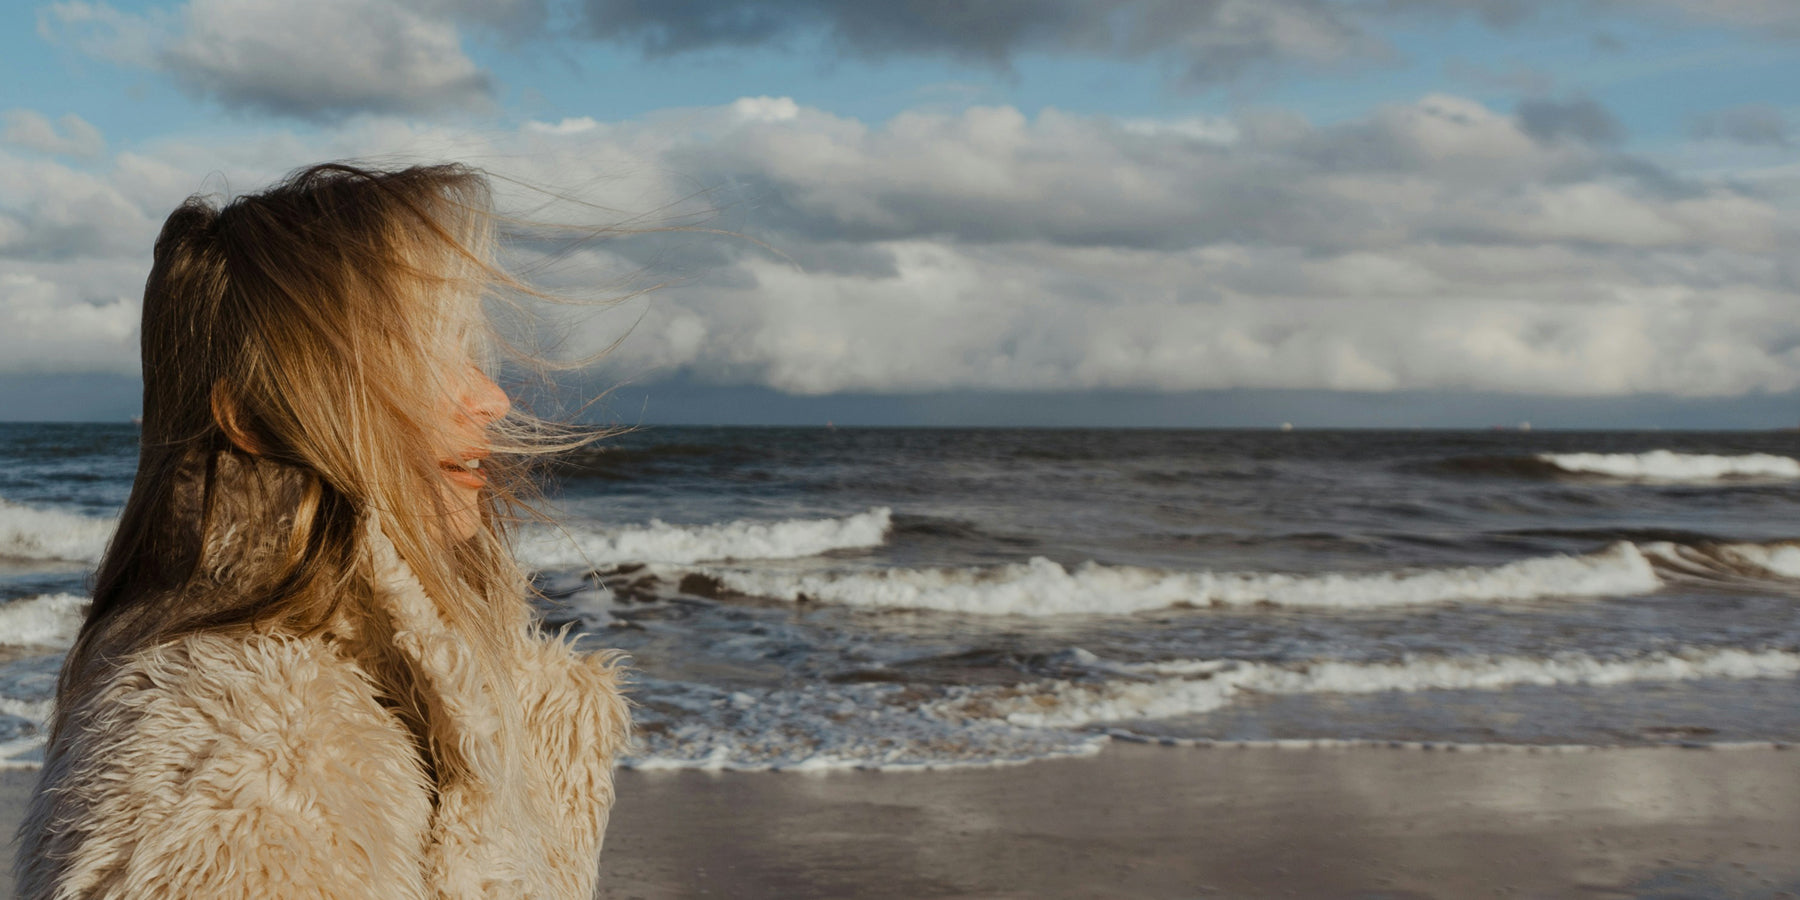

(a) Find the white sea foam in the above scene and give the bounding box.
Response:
[0,652,62,765]
[0,642,1791,771]
[0,697,53,722]
[616,644,1800,770]
[0,593,88,648]
[0,737,46,769]
[0,500,114,564]
[701,542,1661,615]
[618,675,1108,772]
[514,508,890,570]
[1538,451,1800,481]
[947,648,1800,729]
[1714,542,1800,578]
[1637,540,1800,580]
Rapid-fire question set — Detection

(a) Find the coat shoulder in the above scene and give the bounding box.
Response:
[18,632,434,900]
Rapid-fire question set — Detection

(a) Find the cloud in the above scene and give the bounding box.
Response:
[570,97,1791,397]
[410,0,549,36]
[598,241,1800,398]
[519,96,1792,398]
[42,0,493,119]
[574,0,1800,81]
[579,0,1384,86]
[37,1,166,68]
[1,110,104,158]
[1647,0,1800,35]
[1372,0,1545,28]
[1515,96,1624,145]
[0,263,140,374]
[41,0,1800,123]
[622,95,1731,258]
[1443,58,1556,95]
[1362,0,1800,35]
[0,147,222,370]
[0,151,160,261]
[1,95,1794,398]
[1691,104,1791,147]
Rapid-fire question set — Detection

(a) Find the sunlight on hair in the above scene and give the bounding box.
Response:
[61,162,650,847]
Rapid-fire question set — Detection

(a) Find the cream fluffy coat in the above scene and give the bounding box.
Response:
[16,524,631,899]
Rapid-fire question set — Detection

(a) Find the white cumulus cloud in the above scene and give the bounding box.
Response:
[0,95,1794,398]
[43,0,492,119]
[2,110,105,158]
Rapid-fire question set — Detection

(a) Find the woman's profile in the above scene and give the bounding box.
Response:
[15,163,631,898]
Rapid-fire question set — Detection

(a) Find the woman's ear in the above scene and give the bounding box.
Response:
[210,381,265,455]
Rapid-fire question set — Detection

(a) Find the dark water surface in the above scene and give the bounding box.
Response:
[1,425,1797,768]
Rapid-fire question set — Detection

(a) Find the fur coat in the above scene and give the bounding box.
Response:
[15,519,631,900]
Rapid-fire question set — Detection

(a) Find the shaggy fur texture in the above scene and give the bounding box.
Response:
[16,523,631,899]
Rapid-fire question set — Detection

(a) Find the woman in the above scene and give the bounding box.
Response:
[16,163,631,899]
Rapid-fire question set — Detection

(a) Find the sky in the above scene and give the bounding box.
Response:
[1,0,1797,427]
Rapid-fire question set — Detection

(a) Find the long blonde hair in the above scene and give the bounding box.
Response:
[61,162,580,789]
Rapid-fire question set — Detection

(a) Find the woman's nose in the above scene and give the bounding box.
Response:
[462,367,511,424]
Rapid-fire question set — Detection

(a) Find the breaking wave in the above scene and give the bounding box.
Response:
[1537,451,1800,482]
[515,507,890,569]
[615,645,1800,770]
[1637,540,1800,580]
[0,496,897,573]
[0,593,88,648]
[698,542,1662,615]
[940,647,1800,729]
[0,499,114,564]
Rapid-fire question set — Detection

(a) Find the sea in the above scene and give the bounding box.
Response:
[1,424,1798,771]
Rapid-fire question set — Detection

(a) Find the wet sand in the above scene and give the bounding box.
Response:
[3,743,1797,898]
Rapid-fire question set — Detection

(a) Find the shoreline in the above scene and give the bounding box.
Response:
[595,742,1800,899]
[8,741,1792,899]
[596,741,1800,898]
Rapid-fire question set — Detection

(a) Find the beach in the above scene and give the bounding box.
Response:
[594,743,1800,899]
[6,742,1795,898]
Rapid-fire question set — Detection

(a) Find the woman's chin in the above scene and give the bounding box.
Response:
[437,481,484,541]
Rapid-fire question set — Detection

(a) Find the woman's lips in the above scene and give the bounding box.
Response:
[440,454,488,489]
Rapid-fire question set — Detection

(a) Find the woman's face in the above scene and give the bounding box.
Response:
[437,363,510,540]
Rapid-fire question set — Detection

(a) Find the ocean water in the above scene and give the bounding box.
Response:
[1,424,1798,770]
